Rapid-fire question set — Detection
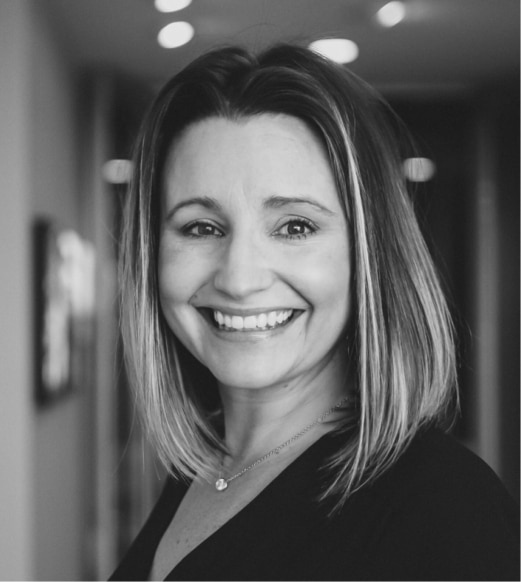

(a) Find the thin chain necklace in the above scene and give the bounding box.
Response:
[215,395,350,491]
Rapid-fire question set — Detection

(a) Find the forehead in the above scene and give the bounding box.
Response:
[162,114,339,206]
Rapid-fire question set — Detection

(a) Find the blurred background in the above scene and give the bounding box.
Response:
[0,0,518,579]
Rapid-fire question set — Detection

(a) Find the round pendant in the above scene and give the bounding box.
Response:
[215,478,228,491]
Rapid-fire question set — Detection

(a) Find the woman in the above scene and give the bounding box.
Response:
[111,44,519,581]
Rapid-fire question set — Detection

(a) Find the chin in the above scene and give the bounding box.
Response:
[206,360,291,391]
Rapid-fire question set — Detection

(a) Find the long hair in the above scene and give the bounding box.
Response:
[119,43,457,507]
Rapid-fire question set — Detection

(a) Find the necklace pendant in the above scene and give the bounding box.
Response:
[215,478,228,491]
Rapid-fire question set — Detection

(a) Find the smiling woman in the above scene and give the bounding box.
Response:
[158,115,351,393]
[111,44,519,581]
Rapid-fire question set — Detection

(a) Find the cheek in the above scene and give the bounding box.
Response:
[294,243,351,311]
[158,243,218,312]
[300,257,352,345]
[158,252,203,348]
[158,245,195,310]
[329,245,351,295]
[158,250,179,309]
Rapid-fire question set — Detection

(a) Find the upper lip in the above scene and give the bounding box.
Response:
[195,306,304,317]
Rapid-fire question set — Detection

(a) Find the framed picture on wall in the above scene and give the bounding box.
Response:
[33,219,95,405]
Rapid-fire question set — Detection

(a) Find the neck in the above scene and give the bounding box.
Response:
[217,352,352,466]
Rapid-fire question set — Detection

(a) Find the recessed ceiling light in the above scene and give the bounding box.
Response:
[376,1,406,28]
[403,157,436,182]
[154,0,192,13]
[309,39,359,64]
[102,159,133,184]
[157,21,194,49]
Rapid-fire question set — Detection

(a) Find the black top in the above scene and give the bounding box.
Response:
[111,428,519,581]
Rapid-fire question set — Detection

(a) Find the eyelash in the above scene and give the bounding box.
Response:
[180,217,318,240]
[182,220,224,239]
[274,218,318,240]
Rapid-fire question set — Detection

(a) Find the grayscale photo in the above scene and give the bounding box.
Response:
[0,1,519,580]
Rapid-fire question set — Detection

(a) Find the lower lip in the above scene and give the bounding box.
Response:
[201,311,303,342]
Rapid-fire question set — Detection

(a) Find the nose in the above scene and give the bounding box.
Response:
[213,231,274,299]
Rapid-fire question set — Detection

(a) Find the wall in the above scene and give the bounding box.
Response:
[0,1,34,578]
[0,1,114,579]
[30,3,86,579]
[391,91,520,499]
[481,85,520,498]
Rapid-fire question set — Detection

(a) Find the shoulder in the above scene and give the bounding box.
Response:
[382,427,512,498]
[361,427,520,580]
[396,428,517,516]
[377,427,520,543]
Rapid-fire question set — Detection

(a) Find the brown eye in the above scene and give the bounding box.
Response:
[275,218,317,239]
[184,221,223,238]
[287,222,308,236]
[195,224,217,236]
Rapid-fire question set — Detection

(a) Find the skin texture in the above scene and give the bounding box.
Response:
[159,114,351,456]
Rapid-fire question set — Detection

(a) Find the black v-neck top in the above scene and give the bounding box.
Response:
[110,428,519,581]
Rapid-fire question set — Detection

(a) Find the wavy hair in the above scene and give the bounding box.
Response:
[119,43,458,507]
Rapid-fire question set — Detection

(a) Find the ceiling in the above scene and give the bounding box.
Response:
[46,0,519,93]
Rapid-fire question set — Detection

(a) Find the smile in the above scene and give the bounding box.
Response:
[212,309,295,332]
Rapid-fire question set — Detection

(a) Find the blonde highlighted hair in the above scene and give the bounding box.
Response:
[120,44,457,507]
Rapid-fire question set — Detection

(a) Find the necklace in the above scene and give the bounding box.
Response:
[215,395,350,491]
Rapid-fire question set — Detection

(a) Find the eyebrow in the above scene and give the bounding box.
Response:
[263,195,335,216]
[165,194,336,221]
[165,196,220,222]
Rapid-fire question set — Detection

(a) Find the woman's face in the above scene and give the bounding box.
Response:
[159,114,351,392]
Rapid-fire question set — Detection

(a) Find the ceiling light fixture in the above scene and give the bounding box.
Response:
[309,39,359,64]
[157,21,194,49]
[376,1,406,28]
[154,0,192,13]
[403,157,436,182]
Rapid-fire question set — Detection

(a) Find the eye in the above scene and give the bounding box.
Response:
[183,220,224,238]
[274,218,317,240]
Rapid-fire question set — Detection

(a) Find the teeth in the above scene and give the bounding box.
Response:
[212,309,294,331]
